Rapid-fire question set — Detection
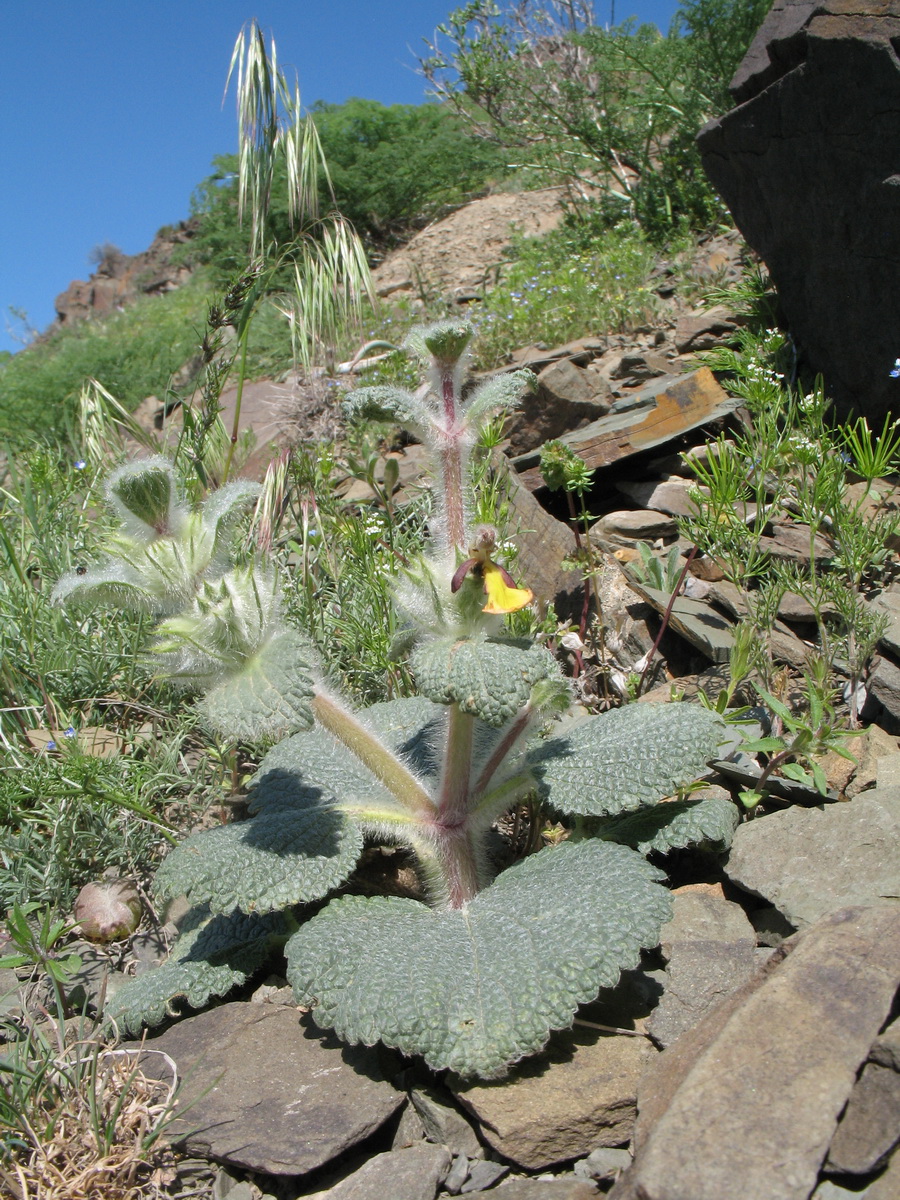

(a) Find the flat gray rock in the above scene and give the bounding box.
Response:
[492,1182,599,1200]
[827,1016,900,1175]
[453,1026,652,1170]
[609,906,900,1200]
[649,892,765,1048]
[724,787,900,928]
[658,891,756,951]
[647,940,763,1049]
[134,1003,403,1175]
[304,1143,452,1200]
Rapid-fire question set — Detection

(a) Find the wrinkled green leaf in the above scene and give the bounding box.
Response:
[411,635,558,728]
[529,702,725,817]
[287,839,671,1078]
[595,792,741,855]
[249,696,444,815]
[199,627,315,740]
[154,802,364,916]
[342,385,431,433]
[106,909,287,1034]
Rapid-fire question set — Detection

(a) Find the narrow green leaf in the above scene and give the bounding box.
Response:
[779,762,812,785]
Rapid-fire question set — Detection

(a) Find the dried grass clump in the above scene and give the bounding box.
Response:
[1,1041,180,1200]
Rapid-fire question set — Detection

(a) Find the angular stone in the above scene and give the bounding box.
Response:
[825,1014,900,1176]
[622,577,735,664]
[504,359,611,458]
[673,307,739,354]
[724,787,900,929]
[595,510,678,543]
[610,906,900,1200]
[133,1004,403,1175]
[409,1083,484,1159]
[871,587,900,656]
[648,892,763,1049]
[866,656,900,732]
[453,1026,652,1170]
[573,1146,632,1182]
[658,891,756,951]
[698,2,900,428]
[826,1056,900,1175]
[647,941,763,1049]
[616,478,703,519]
[460,1159,510,1192]
[513,368,736,491]
[501,464,580,617]
[304,1144,452,1200]
[492,1181,599,1200]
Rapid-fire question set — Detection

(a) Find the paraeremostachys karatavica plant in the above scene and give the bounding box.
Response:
[57,322,729,1079]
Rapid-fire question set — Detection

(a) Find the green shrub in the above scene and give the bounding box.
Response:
[422,0,769,238]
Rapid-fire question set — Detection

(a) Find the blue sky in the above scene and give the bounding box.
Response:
[2,1,682,355]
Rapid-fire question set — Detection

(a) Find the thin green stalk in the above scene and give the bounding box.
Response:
[311,689,435,817]
[221,326,250,486]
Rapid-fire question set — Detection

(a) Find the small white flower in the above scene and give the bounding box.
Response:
[560,632,585,653]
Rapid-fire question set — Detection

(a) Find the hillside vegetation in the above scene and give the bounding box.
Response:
[0,0,765,445]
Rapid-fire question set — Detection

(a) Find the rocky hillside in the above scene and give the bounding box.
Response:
[52,219,199,329]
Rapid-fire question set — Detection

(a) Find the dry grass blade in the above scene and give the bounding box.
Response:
[286,216,373,371]
[1,1037,180,1200]
[78,379,160,468]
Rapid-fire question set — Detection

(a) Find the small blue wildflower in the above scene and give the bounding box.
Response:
[63,726,76,738]
[891,358,900,378]
[46,740,56,751]
[839,450,853,464]
[74,460,86,470]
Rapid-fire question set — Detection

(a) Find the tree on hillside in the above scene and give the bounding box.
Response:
[420,0,769,237]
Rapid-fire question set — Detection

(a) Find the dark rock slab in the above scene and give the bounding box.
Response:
[620,577,735,663]
[698,3,900,428]
[492,1181,599,1200]
[512,368,736,491]
[502,464,580,617]
[504,359,611,458]
[134,1003,403,1175]
[453,1026,651,1170]
[609,905,900,1200]
[304,1143,452,1200]
[827,1016,900,1175]
[724,787,900,928]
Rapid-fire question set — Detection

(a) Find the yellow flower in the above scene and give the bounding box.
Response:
[451,531,534,615]
[481,560,534,614]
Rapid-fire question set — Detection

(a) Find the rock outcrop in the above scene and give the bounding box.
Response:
[697,1,900,425]
[53,219,198,327]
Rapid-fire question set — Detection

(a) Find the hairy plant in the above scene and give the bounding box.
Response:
[58,322,727,1079]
